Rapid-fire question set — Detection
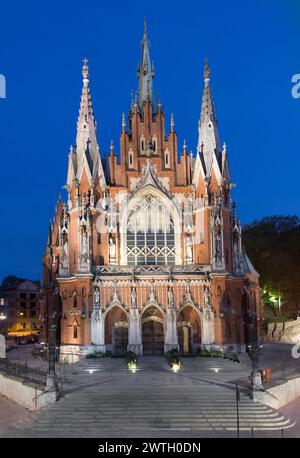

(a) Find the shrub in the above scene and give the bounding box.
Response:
[125,351,137,364]
[86,351,105,359]
[196,348,223,358]
[165,349,182,368]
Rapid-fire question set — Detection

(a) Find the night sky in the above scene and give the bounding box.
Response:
[0,0,299,281]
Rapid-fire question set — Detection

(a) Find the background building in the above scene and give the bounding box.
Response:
[41,23,262,360]
[1,279,40,340]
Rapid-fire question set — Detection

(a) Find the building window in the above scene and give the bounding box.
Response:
[97,232,101,244]
[20,293,26,299]
[30,293,36,300]
[126,193,176,266]
[164,149,170,168]
[73,325,78,339]
[128,149,134,168]
[140,136,145,154]
[30,310,36,317]
[152,136,157,153]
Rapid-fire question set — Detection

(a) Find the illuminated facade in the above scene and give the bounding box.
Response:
[41,23,262,360]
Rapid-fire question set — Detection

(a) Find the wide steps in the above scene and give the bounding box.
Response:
[1,356,296,436]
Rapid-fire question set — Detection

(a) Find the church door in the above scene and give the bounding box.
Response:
[142,320,164,355]
[113,325,128,356]
[178,325,191,354]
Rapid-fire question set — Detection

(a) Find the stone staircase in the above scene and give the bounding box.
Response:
[1,356,295,437]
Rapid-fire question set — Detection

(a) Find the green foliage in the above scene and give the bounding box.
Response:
[196,347,239,362]
[1,275,40,288]
[125,351,137,364]
[243,215,300,318]
[165,349,182,367]
[196,348,223,358]
[86,351,106,359]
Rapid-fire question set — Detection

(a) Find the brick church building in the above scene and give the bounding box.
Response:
[40,22,262,361]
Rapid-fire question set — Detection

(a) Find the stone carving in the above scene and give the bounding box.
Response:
[112,284,121,304]
[210,194,225,269]
[203,283,211,310]
[81,231,88,256]
[167,286,174,308]
[131,287,137,308]
[109,237,116,263]
[185,236,193,263]
[232,223,243,274]
[184,282,193,303]
[94,288,100,305]
[148,282,156,303]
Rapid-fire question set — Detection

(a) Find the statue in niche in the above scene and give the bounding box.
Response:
[109,237,116,261]
[61,232,68,262]
[167,286,174,308]
[81,230,88,256]
[203,286,211,310]
[131,287,137,308]
[94,288,100,305]
[186,236,193,261]
[148,281,156,302]
[214,219,222,262]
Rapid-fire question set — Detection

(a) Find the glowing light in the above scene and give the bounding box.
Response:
[172,363,181,373]
[128,361,137,372]
[84,368,98,374]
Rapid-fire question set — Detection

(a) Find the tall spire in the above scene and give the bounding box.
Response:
[68,59,106,190]
[76,58,98,172]
[197,59,221,175]
[137,18,156,113]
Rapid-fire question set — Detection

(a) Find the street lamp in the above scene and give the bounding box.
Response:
[0,313,7,335]
[247,338,263,389]
[48,324,57,375]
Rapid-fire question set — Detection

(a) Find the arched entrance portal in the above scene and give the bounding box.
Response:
[105,306,128,356]
[142,306,164,355]
[177,305,202,354]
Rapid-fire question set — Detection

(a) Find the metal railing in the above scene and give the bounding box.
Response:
[0,359,47,387]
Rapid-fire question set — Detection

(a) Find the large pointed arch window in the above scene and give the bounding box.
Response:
[126,194,176,265]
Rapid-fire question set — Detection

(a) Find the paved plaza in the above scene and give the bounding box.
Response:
[0,343,299,438]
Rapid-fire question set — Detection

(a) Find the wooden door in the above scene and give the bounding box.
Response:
[142,320,164,354]
[113,326,128,356]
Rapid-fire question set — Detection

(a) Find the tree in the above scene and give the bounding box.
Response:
[243,216,300,319]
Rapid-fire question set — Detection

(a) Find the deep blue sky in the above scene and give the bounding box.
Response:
[0,0,299,281]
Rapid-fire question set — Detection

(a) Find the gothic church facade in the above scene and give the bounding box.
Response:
[41,23,262,360]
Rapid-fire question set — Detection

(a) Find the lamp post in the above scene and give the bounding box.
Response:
[247,338,263,390]
[48,324,57,375]
[0,312,7,336]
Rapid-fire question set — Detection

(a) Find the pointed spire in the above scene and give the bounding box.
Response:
[171,112,175,131]
[76,58,98,165]
[197,59,221,175]
[74,59,106,189]
[122,112,126,130]
[137,18,156,113]
[183,138,187,152]
[110,139,115,155]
